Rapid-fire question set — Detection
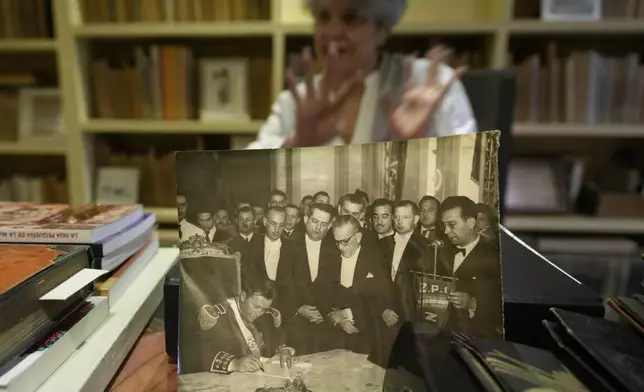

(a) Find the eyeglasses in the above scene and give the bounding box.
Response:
[335,231,357,246]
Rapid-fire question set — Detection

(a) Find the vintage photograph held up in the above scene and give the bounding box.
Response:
[175,130,504,391]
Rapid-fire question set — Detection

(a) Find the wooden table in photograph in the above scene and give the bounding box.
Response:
[178,349,386,392]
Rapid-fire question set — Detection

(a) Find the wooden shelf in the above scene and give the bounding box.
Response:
[504,215,644,235]
[514,123,644,138]
[0,39,58,51]
[281,21,500,35]
[0,140,67,155]
[157,229,179,246]
[81,119,264,135]
[508,20,644,34]
[146,207,177,224]
[73,22,275,38]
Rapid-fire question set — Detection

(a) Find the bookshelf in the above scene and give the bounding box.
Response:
[0,0,642,244]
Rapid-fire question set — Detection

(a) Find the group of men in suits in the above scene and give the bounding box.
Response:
[178,189,503,375]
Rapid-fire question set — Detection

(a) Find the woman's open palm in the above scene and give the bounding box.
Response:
[383,45,468,140]
[285,45,363,147]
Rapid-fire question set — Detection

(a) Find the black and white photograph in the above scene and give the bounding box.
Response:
[199,58,250,121]
[175,131,504,391]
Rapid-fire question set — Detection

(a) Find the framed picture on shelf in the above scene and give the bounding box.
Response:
[506,157,571,214]
[199,58,250,122]
[541,0,602,21]
[95,167,140,205]
[18,88,63,141]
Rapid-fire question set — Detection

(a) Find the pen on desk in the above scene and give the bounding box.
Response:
[259,362,265,372]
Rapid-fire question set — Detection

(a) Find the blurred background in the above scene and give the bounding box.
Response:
[0,0,642,300]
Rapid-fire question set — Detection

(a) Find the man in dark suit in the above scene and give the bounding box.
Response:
[179,279,295,375]
[181,206,231,245]
[380,201,430,324]
[300,195,313,216]
[416,196,442,243]
[312,191,331,205]
[268,189,287,208]
[338,193,379,246]
[277,203,338,355]
[241,207,286,286]
[226,206,256,253]
[370,198,395,239]
[282,204,301,240]
[328,215,397,364]
[440,196,503,338]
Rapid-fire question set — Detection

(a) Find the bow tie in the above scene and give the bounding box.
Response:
[455,248,466,257]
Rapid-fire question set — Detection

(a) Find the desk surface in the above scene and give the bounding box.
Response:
[178,350,385,392]
[107,327,386,392]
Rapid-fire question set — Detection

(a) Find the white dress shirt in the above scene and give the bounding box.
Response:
[240,232,253,242]
[391,231,413,281]
[453,235,480,273]
[304,235,322,282]
[340,246,361,288]
[264,236,282,281]
[245,55,476,150]
[340,246,362,322]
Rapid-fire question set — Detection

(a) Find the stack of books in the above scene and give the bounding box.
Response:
[0,244,108,392]
[0,202,162,392]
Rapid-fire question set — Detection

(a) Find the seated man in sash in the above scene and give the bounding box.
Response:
[181,279,295,374]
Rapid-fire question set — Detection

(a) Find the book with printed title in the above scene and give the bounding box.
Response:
[0,202,144,244]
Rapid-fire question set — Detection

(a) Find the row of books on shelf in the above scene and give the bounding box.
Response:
[600,0,644,18]
[0,201,161,392]
[81,0,271,23]
[0,0,52,39]
[97,148,177,208]
[0,175,68,204]
[90,46,272,121]
[514,46,644,124]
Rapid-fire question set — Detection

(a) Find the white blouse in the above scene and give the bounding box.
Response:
[245,54,478,149]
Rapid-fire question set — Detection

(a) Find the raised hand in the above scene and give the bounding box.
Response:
[382,45,468,140]
[284,45,364,148]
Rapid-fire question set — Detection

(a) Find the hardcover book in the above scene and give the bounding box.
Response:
[0,244,91,374]
[0,202,144,244]
[174,131,505,391]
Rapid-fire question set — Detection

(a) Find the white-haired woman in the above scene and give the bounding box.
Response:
[246,0,477,149]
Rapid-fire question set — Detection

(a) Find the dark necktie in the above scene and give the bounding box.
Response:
[455,248,466,257]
